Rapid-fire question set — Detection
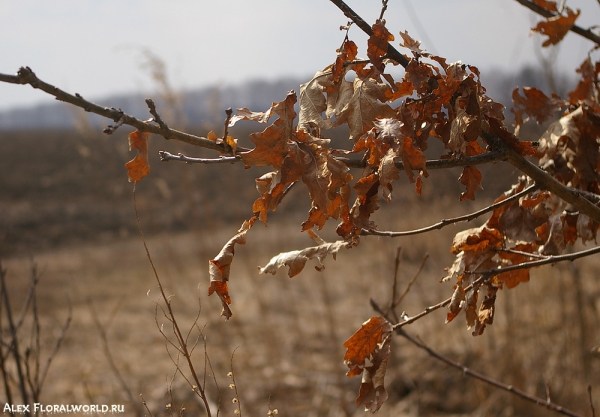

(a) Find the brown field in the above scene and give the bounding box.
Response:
[1,128,599,416]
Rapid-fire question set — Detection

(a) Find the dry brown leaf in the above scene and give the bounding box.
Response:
[299,68,336,132]
[472,285,497,336]
[208,217,256,319]
[368,20,394,71]
[452,225,503,254]
[356,337,391,413]
[511,87,565,128]
[398,30,424,56]
[446,285,465,324]
[343,317,392,376]
[125,130,150,182]
[258,238,349,277]
[531,8,580,47]
[335,77,396,140]
[240,91,297,169]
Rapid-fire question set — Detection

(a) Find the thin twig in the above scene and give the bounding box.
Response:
[336,148,509,169]
[371,288,585,417]
[228,348,243,417]
[388,246,402,320]
[393,253,429,309]
[392,243,600,330]
[0,259,30,416]
[36,299,71,400]
[132,183,213,417]
[102,111,125,135]
[589,386,596,417]
[328,0,410,67]
[146,98,170,132]
[362,184,538,238]
[378,0,388,21]
[0,67,247,153]
[223,108,233,145]
[514,0,600,46]
[483,132,600,223]
[89,300,142,416]
[396,326,584,417]
[158,151,241,164]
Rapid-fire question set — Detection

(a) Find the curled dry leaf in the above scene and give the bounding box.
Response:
[239,91,297,169]
[343,316,392,413]
[531,7,580,47]
[511,87,565,129]
[125,130,150,182]
[258,236,349,277]
[367,20,394,71]
[208,217,257,319]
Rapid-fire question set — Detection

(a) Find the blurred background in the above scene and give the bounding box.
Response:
[1,1,599,416]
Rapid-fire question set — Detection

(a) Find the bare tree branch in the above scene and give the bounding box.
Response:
[0,67,242,153]
[396,327,585,417]
[391,243,600,330]
[328,0,410,67]
[362,184,538,237]
[483,132,600,223]
[158,151,241,164]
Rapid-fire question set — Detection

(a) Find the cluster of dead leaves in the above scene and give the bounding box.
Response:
[122,5,600,412]
[445,36,600,338]
[203,20,530,320]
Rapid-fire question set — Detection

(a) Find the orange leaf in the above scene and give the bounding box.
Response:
[356,337,391,413]
[568,56,598,104]
[125,130,150,182]
[511,87,565,127]
[367,20,394,71]
[208,217,256,319]
[472,285,497,336]
[531,8,580,47]
[451,225,503,254]
[343,316,392,378]
[239,91,297,169]
[532,0,558,12]
[459,166,482,201]
[332,40,358,83]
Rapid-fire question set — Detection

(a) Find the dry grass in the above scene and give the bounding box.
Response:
[3,205,600,416]
[1,129,599,416]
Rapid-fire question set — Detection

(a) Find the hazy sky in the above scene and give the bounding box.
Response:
[1,0,599,111]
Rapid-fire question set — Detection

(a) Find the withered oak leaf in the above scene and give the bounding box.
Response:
[239,91,297,169]
[511,87,565,127]
[531,8,580,47]
[208,217,256,319]
[258,234,349,277]
[367,20,394,71]
[343,316,392,377]
[125,130,150,182]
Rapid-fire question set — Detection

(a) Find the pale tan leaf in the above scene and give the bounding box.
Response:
[258,239,349,277]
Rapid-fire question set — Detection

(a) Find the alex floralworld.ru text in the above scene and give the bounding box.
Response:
[4,403,125,413]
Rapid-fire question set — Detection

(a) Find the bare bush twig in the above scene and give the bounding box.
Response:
[390,243,600,330]
[362,184,538,238]
[132,184,214,417]
[89,300,143,416]
[159,151,241,164]
[390,322,585,417]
